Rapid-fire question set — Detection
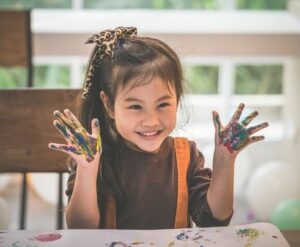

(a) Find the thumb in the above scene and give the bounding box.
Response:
[91,118,102,152]
[212,111,223,135]
[91,118,100,137]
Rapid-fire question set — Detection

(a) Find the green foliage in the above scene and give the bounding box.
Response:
[235,64,283,94]
[84,0,220,9]
[34,65,70,88]
[237,0,287,10]
[183,64,219,94]
[0,0,287,10]
[0,67,27,88]
[0,0,71,9]
[0,65,70,88]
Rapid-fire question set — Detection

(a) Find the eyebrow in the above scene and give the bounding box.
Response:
[124,95,173,103]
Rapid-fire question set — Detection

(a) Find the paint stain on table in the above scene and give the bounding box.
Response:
[33,233,62,242]
[236,228,262,247]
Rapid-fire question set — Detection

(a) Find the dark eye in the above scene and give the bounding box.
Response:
[158,102,170,108]
[129,105,142,110]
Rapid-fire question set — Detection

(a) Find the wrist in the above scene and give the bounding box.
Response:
[213,150,236,168]
[77,161,100,179]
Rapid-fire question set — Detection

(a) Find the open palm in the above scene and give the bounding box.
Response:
[214,103,268,154]
[48,109,101,164]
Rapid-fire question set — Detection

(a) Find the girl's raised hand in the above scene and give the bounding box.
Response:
[213,103,268,157]
[48,109,102,166]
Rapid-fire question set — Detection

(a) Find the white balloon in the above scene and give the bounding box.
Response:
[30,173,69,206]
[0,196,10,229]
[201,144,251,195]
[0,174,12,193]
[246,161,300,221]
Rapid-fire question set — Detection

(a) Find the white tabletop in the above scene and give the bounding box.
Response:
[0,222,290,247]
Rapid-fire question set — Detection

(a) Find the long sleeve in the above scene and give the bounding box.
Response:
[187,141,232,227]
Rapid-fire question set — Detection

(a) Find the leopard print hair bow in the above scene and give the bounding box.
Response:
[82,26,137,100]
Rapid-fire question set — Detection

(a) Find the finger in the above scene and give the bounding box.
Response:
[234,135,265,152]
[231,103,245,123]
[64,109,84,130]
[91,118,102,152]
[48,143,82,156]
[249,135,265,144]
[91,118,100,137]
[65,110,92,147]
[242,111,258,127]
[247,122,269,135]
[212,111,223,135]
[54,110,76,132]
[53,120,74,144]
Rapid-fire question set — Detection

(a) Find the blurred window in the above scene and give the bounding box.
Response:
[83,0,220,9]
[0,67,27,88]
[0,65,71,88]
[237,0,287,10]
[183,64,219,94]
[34,65,71,88]
[0,0,287,10]
[177,59,284,141]
[0,0,71,9]
[235,65,283,95]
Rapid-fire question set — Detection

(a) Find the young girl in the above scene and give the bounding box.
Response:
[49,26,268,229]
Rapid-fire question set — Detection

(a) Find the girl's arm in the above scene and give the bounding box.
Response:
[48,109,102,228]
[66,159,100,228]
[207,145,235,221]
[207,104,268,221]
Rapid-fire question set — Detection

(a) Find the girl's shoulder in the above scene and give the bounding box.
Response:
[170,136,204,160]
[170,136,199,150]
[170,136,207,174]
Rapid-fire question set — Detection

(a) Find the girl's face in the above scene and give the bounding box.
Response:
[110,77,177,153]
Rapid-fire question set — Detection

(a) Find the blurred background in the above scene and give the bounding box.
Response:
[0,0,299,231]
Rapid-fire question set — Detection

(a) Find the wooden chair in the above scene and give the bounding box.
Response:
[0,10,33,86]
[0,89,82,229]
[0,10,34,230]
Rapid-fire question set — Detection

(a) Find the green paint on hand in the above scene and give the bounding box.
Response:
[216,115,221,134]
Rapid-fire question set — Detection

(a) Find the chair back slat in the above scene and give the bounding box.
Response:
[0,89,82,173]
[0,10,31,67]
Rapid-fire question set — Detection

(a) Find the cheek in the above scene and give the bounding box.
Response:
[114,109,136,133]
[114,118,130,138]
[162,108,177,126]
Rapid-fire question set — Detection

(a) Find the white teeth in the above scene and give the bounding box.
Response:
[140,131,159,136]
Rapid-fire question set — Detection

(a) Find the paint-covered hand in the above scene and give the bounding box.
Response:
[213,103,268,155]
[48,109,102,164]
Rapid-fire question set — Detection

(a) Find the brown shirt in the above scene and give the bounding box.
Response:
[66,136,232,229]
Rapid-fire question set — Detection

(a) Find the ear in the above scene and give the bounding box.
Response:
[100,91,115,119]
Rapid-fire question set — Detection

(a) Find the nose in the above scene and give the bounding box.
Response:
[142,110,160,128]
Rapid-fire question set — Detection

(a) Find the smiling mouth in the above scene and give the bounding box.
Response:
[137,130,163,137]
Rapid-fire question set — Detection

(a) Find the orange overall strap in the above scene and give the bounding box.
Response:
[103,195,116,229]
[174,137,190,228]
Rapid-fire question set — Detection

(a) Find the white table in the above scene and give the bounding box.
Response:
[0,222,290,247]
